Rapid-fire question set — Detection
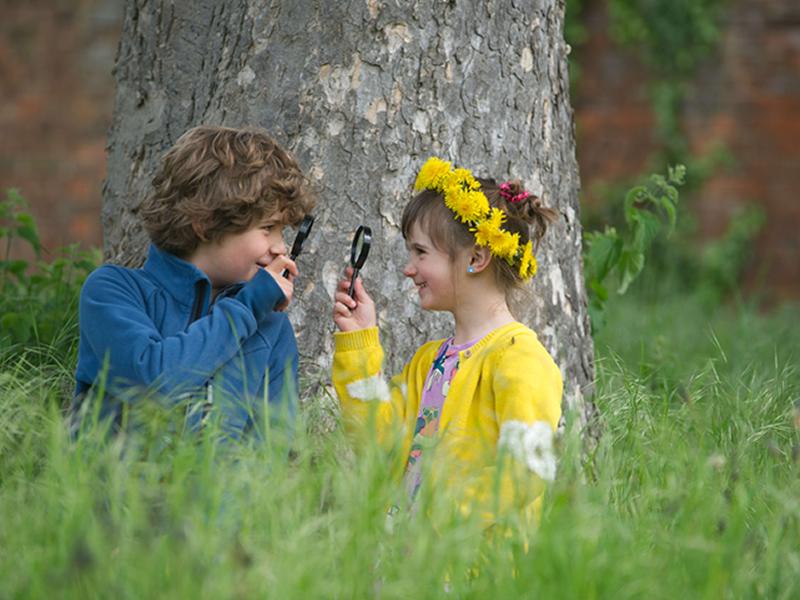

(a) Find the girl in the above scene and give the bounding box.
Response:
[331,157,563,525]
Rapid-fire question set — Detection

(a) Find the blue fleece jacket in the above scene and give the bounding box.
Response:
[74,244,298,437]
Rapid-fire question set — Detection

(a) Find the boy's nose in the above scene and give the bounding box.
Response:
[271,238,287,255]
[402,262,416,277]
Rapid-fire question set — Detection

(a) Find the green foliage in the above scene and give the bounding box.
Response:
[583,164,765,324]
[566,0,729,162]
[618,189,765,309]
[564,0,589,88]
[0,180,795,598]
[608,0,728,160]
[0,188,99,364]
[608,0,728,79]
[584,165,686,327]
[700,205,765,298]
[1,286,798,597]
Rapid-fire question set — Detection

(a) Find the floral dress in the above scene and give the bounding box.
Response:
[402,336,479,503]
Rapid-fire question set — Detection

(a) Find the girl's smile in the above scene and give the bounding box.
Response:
[403,223,461,312]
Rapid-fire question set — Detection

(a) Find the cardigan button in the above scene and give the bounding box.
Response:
[464,349,472,358]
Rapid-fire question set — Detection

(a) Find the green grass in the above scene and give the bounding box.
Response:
[1,287,798,599]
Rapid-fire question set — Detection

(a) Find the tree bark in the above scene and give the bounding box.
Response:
[104,0,596,438]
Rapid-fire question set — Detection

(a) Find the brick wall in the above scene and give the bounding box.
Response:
[575,0,800,300]
[0,0,121,260]
[2,0,798,298]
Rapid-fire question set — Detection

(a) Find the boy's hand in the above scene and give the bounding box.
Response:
[333,266,377,332]
[264,256,298,311]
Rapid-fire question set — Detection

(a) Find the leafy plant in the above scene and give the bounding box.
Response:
[608,0,728,79]
[584,165,686,327]
[698,204,765,301]
[0,188,99,363]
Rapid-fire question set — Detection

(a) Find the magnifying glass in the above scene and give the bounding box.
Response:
[348,225,372,298]
[282,215,315,279]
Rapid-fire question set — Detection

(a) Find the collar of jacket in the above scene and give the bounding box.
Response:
[143,243,211,309]
[456,321,531,361]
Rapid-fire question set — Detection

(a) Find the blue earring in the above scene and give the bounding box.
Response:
[467,265,475,273]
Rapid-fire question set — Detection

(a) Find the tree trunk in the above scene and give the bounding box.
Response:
[104,0,596,438]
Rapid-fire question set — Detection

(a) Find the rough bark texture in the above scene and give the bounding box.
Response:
[105,0,595,435]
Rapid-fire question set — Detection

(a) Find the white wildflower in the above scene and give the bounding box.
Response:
[499,420,557,481]
[347,374,391,402]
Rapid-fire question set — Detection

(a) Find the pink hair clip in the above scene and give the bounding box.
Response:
[499,182,529,204]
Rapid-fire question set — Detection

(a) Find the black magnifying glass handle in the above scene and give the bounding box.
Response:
[282,215,315,279]
[347,267,361,298]
[347,225,372,298]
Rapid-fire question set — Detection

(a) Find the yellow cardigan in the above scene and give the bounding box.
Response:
[332,321,563,525]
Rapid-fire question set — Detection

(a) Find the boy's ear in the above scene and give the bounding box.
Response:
[468,245,492,273]
[191,220,209,242]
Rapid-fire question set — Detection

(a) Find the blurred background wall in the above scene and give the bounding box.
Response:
[1,0,121,257]
[574,0,800,301]
[1,0,798,299]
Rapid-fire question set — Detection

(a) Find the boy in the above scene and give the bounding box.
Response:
[73,125,315,438]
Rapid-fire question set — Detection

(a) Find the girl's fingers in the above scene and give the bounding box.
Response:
[352,277,371,304]
[334,291,356,307]
[333,301,352,317]
[338,277,358,293]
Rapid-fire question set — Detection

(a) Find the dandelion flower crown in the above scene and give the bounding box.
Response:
[414,157,538,280]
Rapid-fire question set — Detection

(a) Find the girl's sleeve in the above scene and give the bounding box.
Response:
[331,327,410,445]
[464,336,563,526]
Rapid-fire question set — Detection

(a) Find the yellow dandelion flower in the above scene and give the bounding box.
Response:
[467,190,490,221]
[445,185,489,223]
[518,241,538,279]
[472,208,504,247]
[472,209,520,259]
[415,157,452,191]
[493,230,520,260]
[451,168,479,191]
[414,157,527,266]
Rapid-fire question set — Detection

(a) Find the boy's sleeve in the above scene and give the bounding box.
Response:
[462,336,563,526]
[232,269,286,324]
[331,327,410,445]
[79,266,284,399]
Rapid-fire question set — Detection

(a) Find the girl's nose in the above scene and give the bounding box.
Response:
[402,261,416,277]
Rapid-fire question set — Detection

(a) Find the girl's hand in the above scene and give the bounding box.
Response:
[264,255,298,312]
[333,266,377,332]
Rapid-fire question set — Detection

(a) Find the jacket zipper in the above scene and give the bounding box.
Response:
[190,279,208,324]
[188,279,212,425]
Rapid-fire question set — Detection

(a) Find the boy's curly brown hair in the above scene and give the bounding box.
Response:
[138,125,315,257]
